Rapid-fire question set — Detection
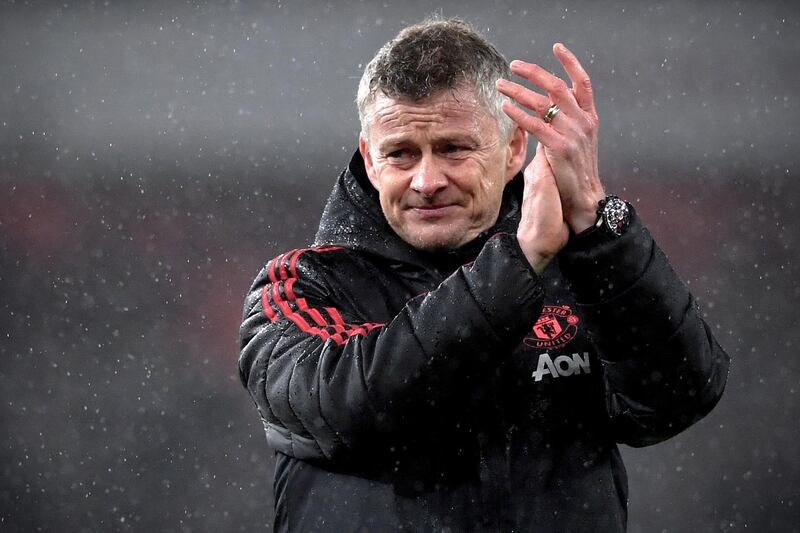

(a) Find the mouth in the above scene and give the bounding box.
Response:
[409,204,460,218]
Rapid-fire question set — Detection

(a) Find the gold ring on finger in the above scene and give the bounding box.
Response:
[543,104,560,124]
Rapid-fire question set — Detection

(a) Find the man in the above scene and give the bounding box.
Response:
[239,18,729,532]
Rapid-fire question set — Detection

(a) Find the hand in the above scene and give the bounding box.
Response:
[496,43,605,233]
[516,142,570,274]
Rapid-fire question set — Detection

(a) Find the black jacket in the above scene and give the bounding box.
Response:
[239,151,730,532]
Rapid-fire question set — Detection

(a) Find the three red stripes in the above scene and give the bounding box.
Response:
[261,247,384,346]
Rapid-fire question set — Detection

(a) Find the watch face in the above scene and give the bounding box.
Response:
[603,196,630,236]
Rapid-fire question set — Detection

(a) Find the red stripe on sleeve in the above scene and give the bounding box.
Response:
[285,278,329,327]
[260,246,385,346]
[326,307,345,325]
[271,276,331,341]
[261,288,277,321]
[278,251,292,281]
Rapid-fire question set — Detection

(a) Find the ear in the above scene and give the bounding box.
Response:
[359,133,381,191]
[504,126,528,183]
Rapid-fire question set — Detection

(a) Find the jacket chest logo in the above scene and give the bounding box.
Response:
[523,304,580,350]
[532,352,591,382]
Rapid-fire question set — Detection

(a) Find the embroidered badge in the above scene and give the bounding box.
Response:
[523,304,580,350]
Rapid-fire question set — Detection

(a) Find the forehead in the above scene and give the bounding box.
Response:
[365,89,497,142]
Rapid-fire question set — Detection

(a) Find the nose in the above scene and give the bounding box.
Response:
[410,155,448,197]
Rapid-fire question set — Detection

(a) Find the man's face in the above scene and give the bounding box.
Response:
[359,88,526,252]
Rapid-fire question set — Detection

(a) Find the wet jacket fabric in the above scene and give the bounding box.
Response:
[239,151,730,532]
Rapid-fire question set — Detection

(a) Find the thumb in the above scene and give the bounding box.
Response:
[527,142,557,196]
[522,143,561,225]
[529,142,555,178]
[517,143,569,272]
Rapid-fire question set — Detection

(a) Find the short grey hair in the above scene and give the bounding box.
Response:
[356,17,515,139]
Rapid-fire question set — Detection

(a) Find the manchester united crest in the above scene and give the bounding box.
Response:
[524,304,580,349]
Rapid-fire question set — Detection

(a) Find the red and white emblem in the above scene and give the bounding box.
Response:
[524,304,580,349]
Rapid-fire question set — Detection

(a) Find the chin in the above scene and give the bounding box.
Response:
[403,229,469,252]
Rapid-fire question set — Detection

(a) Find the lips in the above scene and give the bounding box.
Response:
[413,204,453,210]
[408,204,460,218]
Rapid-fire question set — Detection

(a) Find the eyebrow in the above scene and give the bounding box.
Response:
[377,132,481,152]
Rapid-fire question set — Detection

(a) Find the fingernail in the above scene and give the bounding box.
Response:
[510,60,523,69]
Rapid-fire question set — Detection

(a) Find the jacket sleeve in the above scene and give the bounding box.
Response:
[238,234,544,461]
[559,207,730,447]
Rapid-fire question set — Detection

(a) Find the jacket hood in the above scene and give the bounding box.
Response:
[314,150,524,270]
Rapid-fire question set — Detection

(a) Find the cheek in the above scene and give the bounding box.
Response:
[373,168,401,201]
[472,161,502,196]
[379,182,406,213]
[469,165,505,216]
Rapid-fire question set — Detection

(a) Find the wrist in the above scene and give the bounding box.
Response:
[567,209,599,234]
[516,233,558,274]
[524,250,555,275]
[565,188,606,233]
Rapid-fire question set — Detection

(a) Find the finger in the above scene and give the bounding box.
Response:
[521,144,548,218]
[524,144,563,222]
[532,142,553,174]
[501,100,562,147]
[495,78,550,117]
[553,43,596,115]
[537,142,567,198]
[509,60,582,116]
[532,143,559,195]
[527,144,558,195]
[533,146,571,245]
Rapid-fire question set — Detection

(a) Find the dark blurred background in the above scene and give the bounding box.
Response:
[1,1,797,531]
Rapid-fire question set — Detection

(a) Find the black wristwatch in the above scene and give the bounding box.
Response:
[594,195,631,237]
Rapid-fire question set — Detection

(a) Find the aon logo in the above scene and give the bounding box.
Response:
[532,352,591,382]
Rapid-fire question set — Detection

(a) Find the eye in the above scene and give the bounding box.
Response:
[384,148,418,165]
[441,144,471,157]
